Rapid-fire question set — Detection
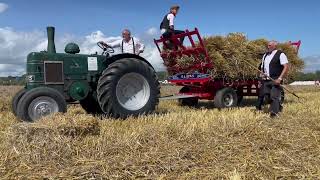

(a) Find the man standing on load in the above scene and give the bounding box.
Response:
[261,40,289,118]
[160,5,185,44]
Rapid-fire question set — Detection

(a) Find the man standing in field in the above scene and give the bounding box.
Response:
[261,41,289,118]
[160,5,185,44]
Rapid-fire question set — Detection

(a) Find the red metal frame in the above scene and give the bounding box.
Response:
[289,40,301,54]
[154,29,301,100]
[171,78,260,100]
[154,28,212,74]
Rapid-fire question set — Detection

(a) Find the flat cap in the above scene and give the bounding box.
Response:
[170,5,180,10]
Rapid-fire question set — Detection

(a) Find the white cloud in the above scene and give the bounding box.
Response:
[0,27,46,64]
[0,27,165,76]
[141,46,166,71]
[0,64,24,76]
[139,27,165,71]
[146,27,158,36]
[0,3,8,13]
[78,30,122,55]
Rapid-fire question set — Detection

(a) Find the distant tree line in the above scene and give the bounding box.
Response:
[156,71,169,81]
[294,71,320,81]
[0,75,26,85]
[0,71,319,86]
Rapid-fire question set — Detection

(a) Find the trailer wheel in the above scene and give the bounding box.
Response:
[12,88,27,116]
[17,87,67,122]
[80,92,103,115]
[214,88,238,109]
[97,58,160,118]
[178,87,199,107]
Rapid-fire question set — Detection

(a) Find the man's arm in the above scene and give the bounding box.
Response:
[278,64,289,80]
[107,39,122,48]
[275,53,289,84]
[260,54,267,78]
[168,14,175,31]
[134,38,145,55]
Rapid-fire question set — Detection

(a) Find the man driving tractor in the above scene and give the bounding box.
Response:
[99,29,145,55]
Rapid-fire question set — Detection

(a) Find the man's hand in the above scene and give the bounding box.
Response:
[274,78,282,85]
[137,50,144,56]
[260,73,268,79]
[98,41,107,46]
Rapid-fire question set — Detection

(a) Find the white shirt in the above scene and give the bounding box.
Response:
[161,13,175,34]
[261,50,288,76]
[108,37,145,55]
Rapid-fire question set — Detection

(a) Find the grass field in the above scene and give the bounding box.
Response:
[0,85,320,179]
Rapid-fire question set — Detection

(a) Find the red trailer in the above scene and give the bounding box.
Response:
[154,28,301,108]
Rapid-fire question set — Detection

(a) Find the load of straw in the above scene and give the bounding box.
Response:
[164,33,304,80]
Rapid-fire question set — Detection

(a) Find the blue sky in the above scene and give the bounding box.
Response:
[0,0,320,75]
[1,0,319,56]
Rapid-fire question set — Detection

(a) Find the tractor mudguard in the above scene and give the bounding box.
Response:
[106,53,155,70]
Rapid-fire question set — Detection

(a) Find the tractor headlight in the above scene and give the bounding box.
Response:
[26,75,35,82]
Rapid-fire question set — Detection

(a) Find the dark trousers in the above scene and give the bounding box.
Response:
[256,81,265,110]
[263,80,282,114]
[162,30,185,44]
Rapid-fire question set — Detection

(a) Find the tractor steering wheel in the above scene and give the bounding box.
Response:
[97,41,115,55]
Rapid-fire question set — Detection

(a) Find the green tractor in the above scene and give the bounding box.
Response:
[12,27,160,121]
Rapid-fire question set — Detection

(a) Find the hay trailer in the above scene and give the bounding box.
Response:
[154,28,301,108]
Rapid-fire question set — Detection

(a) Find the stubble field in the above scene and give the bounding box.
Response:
[0,85,320,179]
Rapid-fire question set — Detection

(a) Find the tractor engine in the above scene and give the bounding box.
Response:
[25,27,106,102]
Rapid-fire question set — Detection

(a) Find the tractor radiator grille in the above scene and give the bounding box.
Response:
[44,61,64,84]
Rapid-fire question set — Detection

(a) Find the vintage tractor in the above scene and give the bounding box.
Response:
[12,27,160,121]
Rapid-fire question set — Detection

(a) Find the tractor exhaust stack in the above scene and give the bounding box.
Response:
[47,26,56,53]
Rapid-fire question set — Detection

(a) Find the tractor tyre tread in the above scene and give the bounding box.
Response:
[97,58,160,119]
[12,88,27,116]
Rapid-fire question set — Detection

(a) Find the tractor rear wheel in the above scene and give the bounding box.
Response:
[214,88,238,109]
[17,87,67,122]
[12,88,27,116]
[97,58,160,118]
[178,87,199,107]
[80,92,103,114]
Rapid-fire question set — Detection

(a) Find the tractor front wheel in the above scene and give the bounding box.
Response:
[17,87,67,122]
[12,88,27,116]
[97,58,160,118]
